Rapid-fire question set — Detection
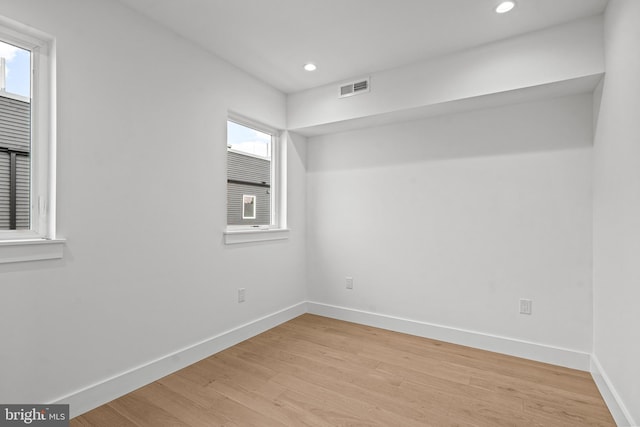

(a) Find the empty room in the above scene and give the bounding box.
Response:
[0,0,638,425]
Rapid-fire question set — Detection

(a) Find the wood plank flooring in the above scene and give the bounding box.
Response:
[71,314,615,426]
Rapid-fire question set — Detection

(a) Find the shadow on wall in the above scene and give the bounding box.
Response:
[307,93,594,172]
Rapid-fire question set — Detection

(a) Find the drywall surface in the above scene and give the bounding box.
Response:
[593,0,640,424]
[307,94,593,352]
[288,16,604,131]
[0,0,306,407]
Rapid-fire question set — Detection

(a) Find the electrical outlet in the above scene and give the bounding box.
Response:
[346,276,353,290]
[519,299,532,315]
[238,288,246,303]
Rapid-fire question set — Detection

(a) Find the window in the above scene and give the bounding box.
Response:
[0,16,61,262]
[242,195,257,220]
[0,41,31,231]
[225,113,288,244]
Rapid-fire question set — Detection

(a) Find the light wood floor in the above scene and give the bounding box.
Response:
[71,314,615,426]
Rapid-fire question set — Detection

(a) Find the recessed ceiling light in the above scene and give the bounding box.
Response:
[495,1,515,13]
[303,63,317,72]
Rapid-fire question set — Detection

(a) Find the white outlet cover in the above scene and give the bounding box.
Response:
[519,299,532,315]
[346,277,353,289]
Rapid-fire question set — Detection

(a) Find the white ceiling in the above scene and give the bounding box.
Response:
[117,0,608,94]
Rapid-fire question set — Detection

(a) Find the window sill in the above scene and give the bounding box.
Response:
[0,238,66,264]
[224,228,290,245]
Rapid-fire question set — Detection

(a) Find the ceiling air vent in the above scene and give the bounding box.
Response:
[339,77,370,98]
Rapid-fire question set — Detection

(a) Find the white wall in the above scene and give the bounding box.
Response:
[593,0,640,424]
[288,16,603,131]
[0,0,306,410]
[2,0,632,421]
[307,94,593,353]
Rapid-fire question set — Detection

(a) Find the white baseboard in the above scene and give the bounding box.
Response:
[57,300,627,422]
[53,302,307,418]
[307,302,591,371]
[591,355,636,427]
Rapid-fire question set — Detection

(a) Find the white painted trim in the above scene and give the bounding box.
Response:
[226,112,287,231]
[591,355,636,427]
[307,302,591,371]
[56,301,624,421]
[53,302,307,418]
[0,90,30,103]
[0,16,58,242]
[224,228,290,244]
[0,238,65,264]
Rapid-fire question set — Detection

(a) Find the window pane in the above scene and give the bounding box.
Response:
[227,120,273,226]
[0,40,31,230]
[0,41,31,98]
[227,120,271,159]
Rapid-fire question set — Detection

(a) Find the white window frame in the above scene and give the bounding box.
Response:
[224,112,289,244]
[0,15,63,263]
[241,194,257,219]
